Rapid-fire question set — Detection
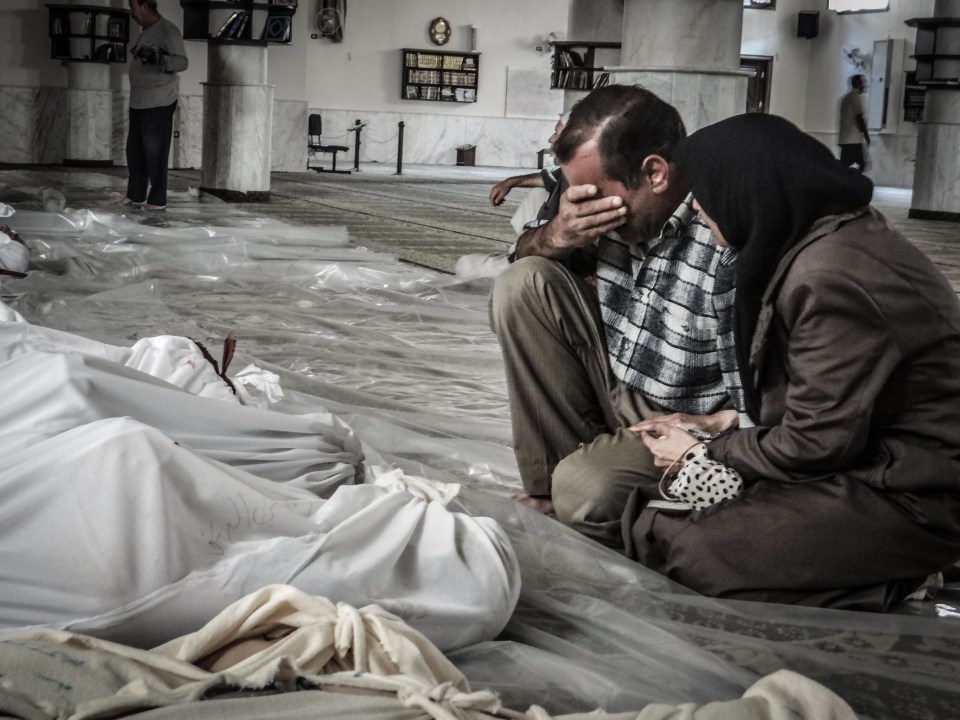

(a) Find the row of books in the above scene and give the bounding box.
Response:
[442,71,476,87]
[215,10,251,38]
[215,11,292,41]
[405,85,477,102]
[405,53,477,71]
[553,69,610,90]
[50,13,125,39]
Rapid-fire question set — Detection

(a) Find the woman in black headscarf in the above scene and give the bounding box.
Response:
[626,114,960,611]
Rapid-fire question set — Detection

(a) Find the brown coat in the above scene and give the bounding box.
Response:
[711,208,960,514]
[625,209,960,609]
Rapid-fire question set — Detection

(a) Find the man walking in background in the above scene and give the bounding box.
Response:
[838,74,870,173]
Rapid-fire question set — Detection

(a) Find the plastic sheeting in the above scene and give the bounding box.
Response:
[2,199,959,720]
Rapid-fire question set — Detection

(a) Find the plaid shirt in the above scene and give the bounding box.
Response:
[597,195,743,415]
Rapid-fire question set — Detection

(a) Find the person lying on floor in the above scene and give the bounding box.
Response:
[0,319,519,651]
[0,410,519,652]
[627,113,960,611]
[0,223,28,277]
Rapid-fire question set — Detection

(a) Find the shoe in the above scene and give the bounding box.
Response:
[144,204,166,210]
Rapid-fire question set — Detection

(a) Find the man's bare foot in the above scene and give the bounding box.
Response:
[513,492,555,515]
[114,197,142,207]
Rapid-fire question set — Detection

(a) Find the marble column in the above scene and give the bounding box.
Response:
[910,0,960,221]
[606,0,748,132]
[200,44,273,202]
[65,62,113,166]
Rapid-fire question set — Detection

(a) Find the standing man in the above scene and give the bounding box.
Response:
[118,0,188,210]
[838,74,870,173]
[490,85,742,548]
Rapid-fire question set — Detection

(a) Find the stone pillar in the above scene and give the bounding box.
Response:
[65,62,113,166]
[910,0,960,221]
[607,0,748,132]
[200,44,273,202]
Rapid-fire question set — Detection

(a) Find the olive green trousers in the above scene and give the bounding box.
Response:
[490,257,663,547]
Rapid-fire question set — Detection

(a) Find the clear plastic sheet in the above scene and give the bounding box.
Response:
[2,195,959,720]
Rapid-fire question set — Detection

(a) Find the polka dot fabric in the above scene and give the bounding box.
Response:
[664,444,743,510]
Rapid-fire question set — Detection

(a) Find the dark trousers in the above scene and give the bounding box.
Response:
[126,102,177,206]
[839,143,866,173]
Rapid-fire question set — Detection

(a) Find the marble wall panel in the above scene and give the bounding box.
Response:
[621,0,742,70]
[470,116,555,167]
[607,71,746,133]
[912,123,960,213]
[66,89,112,162]
[505,67,562,120]
[570,0,624,42]
[305,110,558,168]
[273,99,308,172]
[34,88,67,165]
[0,87,67,164]
[173,94,203,170]
[112,91,129,166]
[923,89,960,124]
[358,111,408,165]
[0,87,36,164]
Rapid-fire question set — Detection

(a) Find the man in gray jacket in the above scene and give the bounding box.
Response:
[118,0,188,210]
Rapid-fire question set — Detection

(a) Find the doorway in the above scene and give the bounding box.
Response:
[740,55,773,113]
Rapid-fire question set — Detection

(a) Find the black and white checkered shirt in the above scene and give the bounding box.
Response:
[597,195,742,415]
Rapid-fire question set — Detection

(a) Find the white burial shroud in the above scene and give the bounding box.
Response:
[0,313,520,653]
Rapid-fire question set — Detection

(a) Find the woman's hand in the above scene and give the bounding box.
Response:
[633,421,701,472]
[631,409,738,438]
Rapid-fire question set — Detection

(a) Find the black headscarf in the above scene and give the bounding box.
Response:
[674,113,873,422]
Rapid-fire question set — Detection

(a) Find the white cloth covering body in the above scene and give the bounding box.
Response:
[0,415,519,651]
[0,309,519,652]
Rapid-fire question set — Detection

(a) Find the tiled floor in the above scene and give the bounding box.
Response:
[1,163,957,288]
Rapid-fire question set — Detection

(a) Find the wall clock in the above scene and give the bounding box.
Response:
[429,17,451,46]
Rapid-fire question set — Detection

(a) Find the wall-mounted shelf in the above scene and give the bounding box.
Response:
[180,0,296,45]
[401,48,479,102]
[47,4,129,63]
[550,41,621,90]
[906,16,960,83]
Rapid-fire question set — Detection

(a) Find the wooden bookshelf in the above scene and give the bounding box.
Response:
[401,49,479,102]
[550,41,621,91]
[47,4,129,63]
[180,0,296,45]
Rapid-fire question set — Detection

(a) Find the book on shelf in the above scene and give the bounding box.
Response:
[94,42,127,62]
[555,49,584,68]
[261,15,292,41]
[235,11,250,38]
[215,11,246,39]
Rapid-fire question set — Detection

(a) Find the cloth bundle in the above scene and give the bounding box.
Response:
[0,584,857,720]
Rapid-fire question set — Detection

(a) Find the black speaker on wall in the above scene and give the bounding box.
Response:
[797,11,819,39]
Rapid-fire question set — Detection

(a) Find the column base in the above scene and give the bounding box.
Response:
[908,208,960,223]
[200,186,271,203]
